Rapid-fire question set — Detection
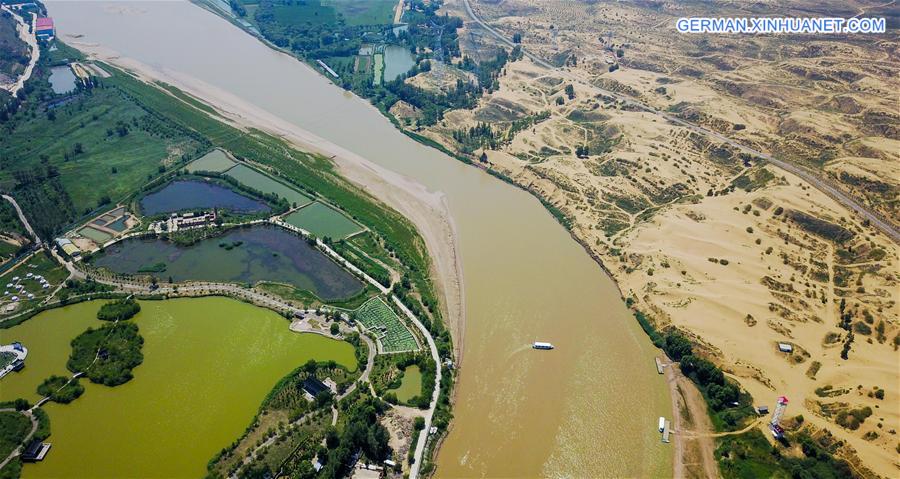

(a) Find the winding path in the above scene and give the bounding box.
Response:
[2,194,40,245]
[460,0,900,244]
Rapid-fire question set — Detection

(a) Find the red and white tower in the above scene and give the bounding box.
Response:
[770,396,788,438]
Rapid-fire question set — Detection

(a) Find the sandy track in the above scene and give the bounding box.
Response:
[62,42,465,355]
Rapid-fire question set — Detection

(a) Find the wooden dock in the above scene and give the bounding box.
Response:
[662,420,671,443]
[655,357,664,374]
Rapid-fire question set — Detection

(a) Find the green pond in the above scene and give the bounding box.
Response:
[91,225,365,300]
[390,365,422,402]
[0,297,356,478]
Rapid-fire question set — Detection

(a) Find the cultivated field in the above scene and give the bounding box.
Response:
[354,297,418,353]
[283,202,364,240]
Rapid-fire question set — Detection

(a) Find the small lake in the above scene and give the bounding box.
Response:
[48,65,77,94]
[139,179,271,216]
[92,225,364,300]
[391,364,422,402]
[383,44,416,82]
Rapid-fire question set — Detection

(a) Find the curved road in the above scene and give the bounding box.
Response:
[460,0,899,244]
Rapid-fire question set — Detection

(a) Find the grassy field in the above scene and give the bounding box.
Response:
[270,1,337,27]
[283,202,364,240]
[225,164,313,207]
[185,148,235,173]
[354,297,417,353]
[325,0,395,26]
[373,53,384,86]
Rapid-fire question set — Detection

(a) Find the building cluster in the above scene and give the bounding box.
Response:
[149,211,218,234]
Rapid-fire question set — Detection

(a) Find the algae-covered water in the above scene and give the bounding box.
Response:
[0,297,356,478]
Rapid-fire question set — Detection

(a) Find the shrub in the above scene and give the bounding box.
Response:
[96,298,141,321]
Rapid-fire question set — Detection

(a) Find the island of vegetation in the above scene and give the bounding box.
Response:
[67,322,144,387]
[36,375,84,404]
[96,297,141,322]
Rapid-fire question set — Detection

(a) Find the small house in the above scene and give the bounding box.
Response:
[21,440,51,462]
[301,377,328,399]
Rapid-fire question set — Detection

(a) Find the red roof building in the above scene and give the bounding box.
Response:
[35,17,54,30]
[35,16,54,39]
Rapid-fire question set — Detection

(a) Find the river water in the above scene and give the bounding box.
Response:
[46,2,672,476]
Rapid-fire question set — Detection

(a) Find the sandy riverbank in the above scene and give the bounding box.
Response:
[62,40,466,355]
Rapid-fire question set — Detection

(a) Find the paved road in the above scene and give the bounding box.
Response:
[460,0,899,244]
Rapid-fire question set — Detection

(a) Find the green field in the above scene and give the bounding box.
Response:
[283,202,364,239]
[186,149,236,173]
[324,0,395,26]
[354,297,417,353]
[225,164,313,207]
[270,1,337,27]
[373,53,384,86]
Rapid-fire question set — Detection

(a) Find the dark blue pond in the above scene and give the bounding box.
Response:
[140,180,271,216]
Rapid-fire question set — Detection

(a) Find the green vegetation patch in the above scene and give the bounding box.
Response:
[185,148,236,173]
[353,297,418,353]
[67,322,144,386]
[37,375,85,404]
[271,0,337,27]
[324,0,395,26]
[283,202,364,240]
[786,210,854,243]
[717,428,854,479]
[225,164,313,207]
[0,410,30,465]
[0,200,26,237]
[96,298,141,321]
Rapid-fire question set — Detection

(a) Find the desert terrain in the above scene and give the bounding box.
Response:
[388,0,899,476]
